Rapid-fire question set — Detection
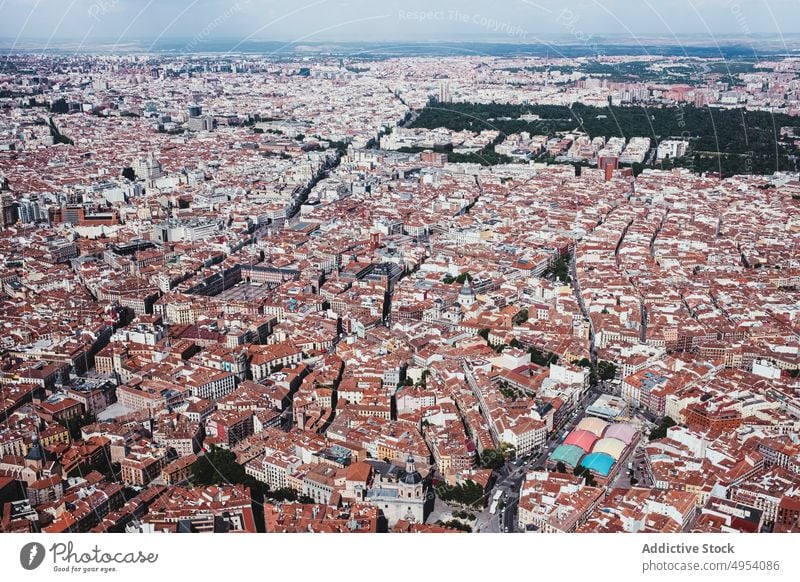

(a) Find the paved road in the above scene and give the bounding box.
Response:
[569,249,597,364]
[475,387,603,532]
[469,383,666,532]
[502,496,519,533]
[475,507,502,533]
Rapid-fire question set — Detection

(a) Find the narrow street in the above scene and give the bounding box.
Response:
[474,387,601,532]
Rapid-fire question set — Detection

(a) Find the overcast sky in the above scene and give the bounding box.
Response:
[1,0,799,45]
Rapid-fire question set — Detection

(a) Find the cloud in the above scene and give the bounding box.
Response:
[0,0,798,45]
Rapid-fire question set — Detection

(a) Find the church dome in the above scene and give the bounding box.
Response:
[25,434,50,462]
[459,282,475,297]
[25,442,44,461]
[401,454,422,485]
[401,470,423,486]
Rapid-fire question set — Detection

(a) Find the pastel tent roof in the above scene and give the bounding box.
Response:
[603,423,638,445]
[580,452,615,477]
[563,430,599,453]
[550,444,585,468]
[591,437,626,460]
[576,417,609,437]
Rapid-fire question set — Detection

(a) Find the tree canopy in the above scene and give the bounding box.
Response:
[649,416,678,441]
[598,361,617,381]
[409,101,799,177]
[435,480,486,508]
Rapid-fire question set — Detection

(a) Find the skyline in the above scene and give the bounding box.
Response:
[2,0,800,46]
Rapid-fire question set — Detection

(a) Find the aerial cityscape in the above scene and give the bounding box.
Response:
[1,4,800,538]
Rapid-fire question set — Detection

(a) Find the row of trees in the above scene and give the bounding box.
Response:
[436,519,473,532]
[452,509,476,520]
[442,271,473,285]
[435,480,486,507]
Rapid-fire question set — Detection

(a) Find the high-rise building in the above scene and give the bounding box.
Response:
[438,81,451,104]
[62,205,85,225]
[132,153,164,181]
[187,115,214,132]
[17,198,47,223]
[1,192,17,228]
